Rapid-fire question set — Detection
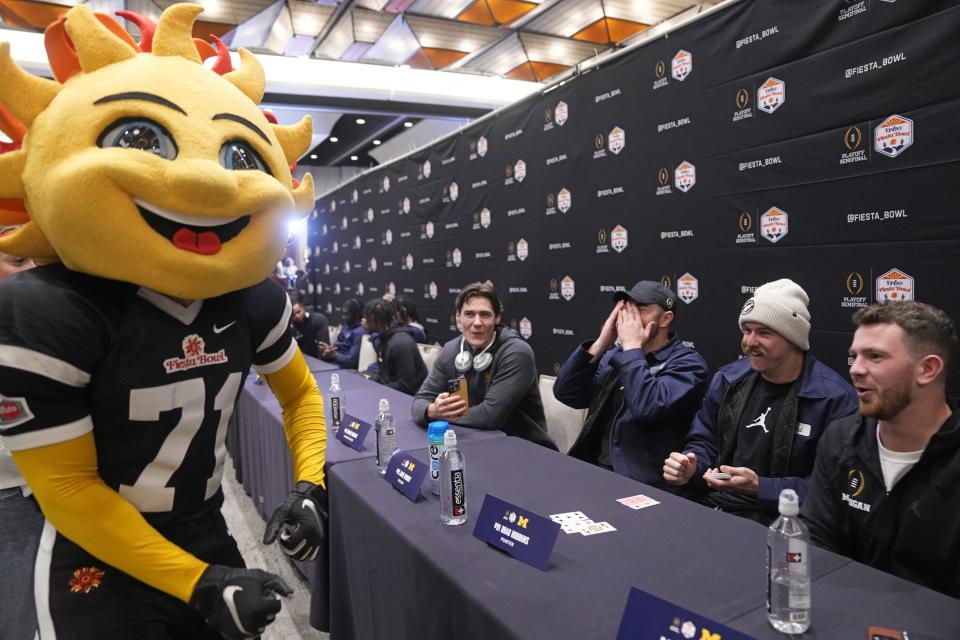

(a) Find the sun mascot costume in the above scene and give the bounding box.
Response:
[0,4,328,638]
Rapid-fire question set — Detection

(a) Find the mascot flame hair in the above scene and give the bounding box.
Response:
[0,3,314,299]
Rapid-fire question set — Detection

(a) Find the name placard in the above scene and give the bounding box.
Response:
[385,451,427,501]
[617,588,757,640]
[335,413,371,451]
[472,494,559,571]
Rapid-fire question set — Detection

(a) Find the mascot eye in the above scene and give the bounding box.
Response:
[98,119,177,159]
[220,140,269,173]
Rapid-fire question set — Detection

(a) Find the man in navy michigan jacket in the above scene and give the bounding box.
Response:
[554,281,708,487]
[664,279,857,523]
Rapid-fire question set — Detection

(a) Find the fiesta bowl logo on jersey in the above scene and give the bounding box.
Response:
[163,334,228,374]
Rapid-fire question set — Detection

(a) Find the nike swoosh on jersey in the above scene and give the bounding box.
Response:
[223,585,252,635]
[213,321,237,334]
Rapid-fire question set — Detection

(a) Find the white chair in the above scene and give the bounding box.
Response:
[538,375,588,454]
[358,333,377,371]
[328,324,340,345]
[417,343,442,374]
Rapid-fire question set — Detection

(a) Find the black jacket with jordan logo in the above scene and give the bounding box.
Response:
[800,402,960,598]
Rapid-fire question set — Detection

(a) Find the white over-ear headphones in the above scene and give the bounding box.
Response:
[454,335,496,373]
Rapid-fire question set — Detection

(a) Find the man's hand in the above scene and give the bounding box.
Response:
[703,465,759,494]
[617,303,655,351]
[588,301,624,359]
[189,565,292,640]
[319,345,336,361]
[663,451,698,486]
[427,391,468,421]
[263,481,327,561]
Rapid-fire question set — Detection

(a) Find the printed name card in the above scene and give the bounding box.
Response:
[385,451,427,502]
[616,588,757,640]
[335,413,371,451]
[472,494,560,571]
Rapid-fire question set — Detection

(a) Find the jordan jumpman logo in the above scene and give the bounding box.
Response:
[746,407,772,434]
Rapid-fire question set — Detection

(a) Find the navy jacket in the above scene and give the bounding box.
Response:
[683,355,857,509]
[554,334,708,486]
[332,323,365,369]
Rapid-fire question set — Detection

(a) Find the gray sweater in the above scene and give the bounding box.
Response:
[412,327,555,449]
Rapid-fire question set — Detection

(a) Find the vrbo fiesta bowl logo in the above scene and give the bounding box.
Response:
[164,335,228,374]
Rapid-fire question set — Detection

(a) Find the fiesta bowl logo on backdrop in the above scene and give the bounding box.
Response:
[514,159,527,182]
[404,254,414,270]
[402,197,411,214]
[421,160,431,179]
[672,49,692,81]
[480,207,492,228]
[519,317,532,339]
[452,247,462,267]
[357,282,365,296]
[425,221,434,239]
[561,276,575,301]
[387,281,396,296]
[329,199,336,212]
[876,268,915,301]
[757,77,786,114]
[333,283,341,295]
[383,229,392,245]
[874,115,913,158]
[340,216,348,230]
[677,273,699,304]
[343,260,351,274]
[478,136,488,157]
[555,100,569,126]
[368,257,378,272]
[382,176,390,192]
[449,181,459,201]
[760,207,789,243]
[611,225,628,253]
[608,127,626,154]
[674,161,696,192]
[557,188,572,212]
[351,189,358,203]
[517,238,529,261]
[365,208,374,223]
[428,281,438,299]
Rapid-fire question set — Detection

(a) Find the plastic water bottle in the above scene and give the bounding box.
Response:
[427,421,448,495]
[767,489,811,634]
[374,398,397,475]
[329,374,344,429]
[440,430,466,525]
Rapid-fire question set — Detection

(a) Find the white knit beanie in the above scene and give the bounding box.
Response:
[738,279,811,351]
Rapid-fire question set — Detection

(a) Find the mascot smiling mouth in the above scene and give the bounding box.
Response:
[136,199,250,255]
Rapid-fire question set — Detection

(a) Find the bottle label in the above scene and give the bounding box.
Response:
[429,445,440,480]
[331,397,342,426]
[450,469,465,516]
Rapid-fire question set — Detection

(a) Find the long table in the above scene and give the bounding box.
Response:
[325,436,960,640]
[226,362,505,630]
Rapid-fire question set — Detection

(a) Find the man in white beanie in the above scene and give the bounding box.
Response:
[663,279,857,523]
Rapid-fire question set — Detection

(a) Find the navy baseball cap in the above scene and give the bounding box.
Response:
[614,281,676,311]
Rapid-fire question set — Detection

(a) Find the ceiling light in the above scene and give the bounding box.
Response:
[356,118,366,125]
[404,121,413,128]
[350,155,358,161]
[329,136,338,142]
[373,139,381,145]
[310,154,318,159]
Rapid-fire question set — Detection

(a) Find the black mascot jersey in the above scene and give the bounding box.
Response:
[0,264,294,532]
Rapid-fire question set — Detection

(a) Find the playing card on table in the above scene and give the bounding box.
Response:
[549,511,589,523]
[616,494,660,510]
[580,521,616,536]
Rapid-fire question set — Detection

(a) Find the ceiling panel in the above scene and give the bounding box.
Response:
[408,0,473,19]
[461,32,528,76]
[519,31,608,65]
[289,1,334,36]
[405,14,503,52]
[524,0,604,37]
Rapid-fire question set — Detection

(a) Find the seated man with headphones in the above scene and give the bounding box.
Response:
[412,281,556,449]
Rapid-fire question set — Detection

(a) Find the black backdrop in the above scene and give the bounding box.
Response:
[307,0,960,384]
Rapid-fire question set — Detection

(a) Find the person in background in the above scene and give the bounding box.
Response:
[554,281,708,486]
[412,281,555,448]
[663,279,857,523]
[802,302,960,597]
[362,299,428,395]
[395,295,427,343]
[320,298,365,369]
[0,233,38,640]
[290,300,329,359]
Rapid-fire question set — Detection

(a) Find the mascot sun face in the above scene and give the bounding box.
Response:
[0,3,314,299]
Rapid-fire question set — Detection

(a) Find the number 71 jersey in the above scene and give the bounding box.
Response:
[0,264,296,531]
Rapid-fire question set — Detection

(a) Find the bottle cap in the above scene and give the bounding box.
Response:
[330,373,340,386]
[427,421,448,440]
[778,488,799,516]
[378,398,390,413]
[443,429,457,446]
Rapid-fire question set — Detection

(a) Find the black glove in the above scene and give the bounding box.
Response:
[263,481,327,561]
[189,565,292,640]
